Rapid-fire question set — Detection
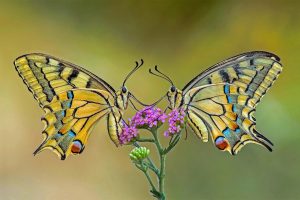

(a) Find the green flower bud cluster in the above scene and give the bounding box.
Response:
[129,147,150,162]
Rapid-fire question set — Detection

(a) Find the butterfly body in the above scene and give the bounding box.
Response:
[156,51,282,155]
[167,87,184,109]
[115,87,130,110]
[15,53,143,159]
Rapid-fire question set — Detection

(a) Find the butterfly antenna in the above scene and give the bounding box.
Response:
[148,66,173,107]
[149,94,166,107]
[123,59,144,86]
[149,67,173,86]
[154,65,174,85]
[129,92,149,107]
[128,98,139,111]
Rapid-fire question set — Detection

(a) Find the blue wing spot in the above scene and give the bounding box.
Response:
[223,127,231,138]
[224,85,232,103]
[68,130,76,137]
[233,105,237,113]
[67,91,74,99]
[224,84,230,94]
[235,128,241,134]
[226,95,232,103]
[66,100,72,108]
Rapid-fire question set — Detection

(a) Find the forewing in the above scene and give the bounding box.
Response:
[182,51,282,107]
[184,83,273,155]
[35,88,115,160]
[14,53,115,107]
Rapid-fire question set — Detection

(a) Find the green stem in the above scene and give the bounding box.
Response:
[164,134,181,154]
[136,138,155,143]
[159,154,166,200]
[151,128,166,200]
[135,163,159,195]
[143,169,158,193]
[133,129,182,200]
[146,157,160,176]
[151,128,163,153]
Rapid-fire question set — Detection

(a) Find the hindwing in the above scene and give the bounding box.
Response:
[184,83,273,154]
[180,51,282,154]
[14,53,127,159]
[35,88,119,160]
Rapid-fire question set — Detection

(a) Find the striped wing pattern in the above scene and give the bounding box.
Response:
[183,51,282,107]
[185,84,272,154]
[14,54,122,159]
[14,53,115,107]
[36,89,118,160]
[183,51,282,154]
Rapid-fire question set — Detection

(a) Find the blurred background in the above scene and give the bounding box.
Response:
[1,0,300,199]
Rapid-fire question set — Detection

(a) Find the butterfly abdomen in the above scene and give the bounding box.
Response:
[107,109,123,146]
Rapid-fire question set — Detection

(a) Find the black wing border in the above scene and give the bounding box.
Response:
[14,53,116,96]
[182,51,281,94]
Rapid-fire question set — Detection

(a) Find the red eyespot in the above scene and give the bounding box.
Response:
[215,137,228,150]
[71,140,83,154]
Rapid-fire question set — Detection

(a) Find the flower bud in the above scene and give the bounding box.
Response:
[129,147,150,162]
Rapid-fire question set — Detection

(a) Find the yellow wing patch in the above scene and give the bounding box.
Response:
[35,88,118,160]
[190,54,282,107]
[185,83,273,155]
[180,52,282,154]
[14,53,128,160]
[14,53,115,107]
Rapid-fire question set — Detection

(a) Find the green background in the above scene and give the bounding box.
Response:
[1,0,299,199]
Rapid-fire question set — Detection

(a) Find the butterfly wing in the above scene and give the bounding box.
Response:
[14,53,116,107]
[14,54,122,159]
[35,88,120,160]
[183,51,282,107]
[184,83,273,154]
[182,51,282,154]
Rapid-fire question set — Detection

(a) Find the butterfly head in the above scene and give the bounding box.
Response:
[116,86,129,110]
[167,85,183,109]
[149,66,183,109]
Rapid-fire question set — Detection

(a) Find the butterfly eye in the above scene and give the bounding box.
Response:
[170,86,176,92]
[122,87,127,93]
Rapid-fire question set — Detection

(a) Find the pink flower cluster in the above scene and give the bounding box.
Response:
[119,124,138,145]
[118,107,186,145]
[119,107,167,145]
[164,108,185,137]
[131,107,168,128]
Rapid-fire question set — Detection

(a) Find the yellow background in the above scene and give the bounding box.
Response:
[1,0,299,199]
